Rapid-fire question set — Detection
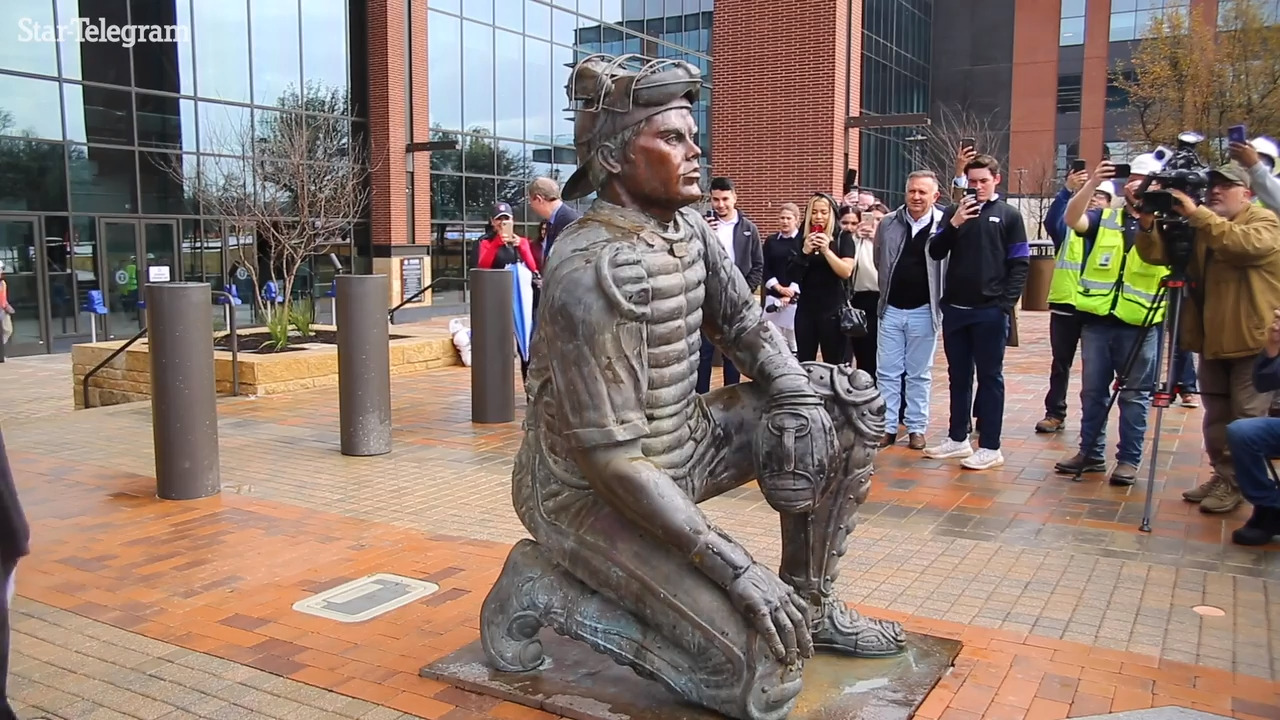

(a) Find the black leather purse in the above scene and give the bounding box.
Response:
[838,239,869,338]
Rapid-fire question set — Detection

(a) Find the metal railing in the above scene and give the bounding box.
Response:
[388,276,468,323]
[82,327,148,409]
[212,290,241,398]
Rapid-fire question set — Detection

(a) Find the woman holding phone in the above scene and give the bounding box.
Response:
[476,202,540,383]
[789,193,857,363]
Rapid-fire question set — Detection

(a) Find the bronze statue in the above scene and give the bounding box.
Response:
[479,54,904,720]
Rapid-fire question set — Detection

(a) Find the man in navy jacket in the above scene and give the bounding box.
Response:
[1224,307,1280,545]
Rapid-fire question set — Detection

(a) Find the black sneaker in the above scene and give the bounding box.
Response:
[1231,506,1280,546]
[1054,453,1106,475]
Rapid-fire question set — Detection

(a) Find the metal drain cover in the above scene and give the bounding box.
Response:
[293,573,440,623]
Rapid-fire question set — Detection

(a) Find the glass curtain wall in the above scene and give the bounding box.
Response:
[858,0,932,206]
[426,0,713,299]
[0,0,366,348]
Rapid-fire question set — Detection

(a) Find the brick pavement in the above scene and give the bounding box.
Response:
[1,354,72,421]
[1,310,1279,719]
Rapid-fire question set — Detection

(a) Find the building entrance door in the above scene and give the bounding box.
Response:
[0,216,50,357]
[99,218,180,338]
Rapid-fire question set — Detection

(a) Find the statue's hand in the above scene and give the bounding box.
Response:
[754,394,839,514]
[727,564,814,665]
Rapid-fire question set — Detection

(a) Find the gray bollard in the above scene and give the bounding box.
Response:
[336,274,392,456]
[146,282,220,500]
[470,268,515,423]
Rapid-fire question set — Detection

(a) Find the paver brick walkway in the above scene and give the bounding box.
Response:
[1,310,1278,719]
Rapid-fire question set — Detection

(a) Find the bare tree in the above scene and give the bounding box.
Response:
[159,82,374,328]
[1008,157,1063,241]
[921,105,1010,193]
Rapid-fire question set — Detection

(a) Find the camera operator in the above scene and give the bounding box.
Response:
[1052,161,1168,486]
[1228,138,1280,211]
[1134,163,1280,513]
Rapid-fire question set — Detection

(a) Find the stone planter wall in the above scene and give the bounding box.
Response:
[72,325,460,409]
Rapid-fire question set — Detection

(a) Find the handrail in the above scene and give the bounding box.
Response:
[212,290,240,397]
[388,276,469,323]
[82,327,147,409]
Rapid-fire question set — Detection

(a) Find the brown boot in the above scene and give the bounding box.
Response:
[1183,475,1224,503]
[1200,478,1243,514]
[908,433,926,450]
[879,433,897,449]
[1035,415,1065,434]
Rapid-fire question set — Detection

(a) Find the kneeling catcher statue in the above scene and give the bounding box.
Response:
[479,53,905,720]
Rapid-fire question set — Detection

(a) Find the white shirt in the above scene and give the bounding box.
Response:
[715,212,738,265]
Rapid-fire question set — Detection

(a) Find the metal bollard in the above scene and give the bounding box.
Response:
[146,282,220,500]
[470,268,515,423]
[336,274,392,456]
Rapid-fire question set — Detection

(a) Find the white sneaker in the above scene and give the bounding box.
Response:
[961,448,1005,470]
[923,437,973,459]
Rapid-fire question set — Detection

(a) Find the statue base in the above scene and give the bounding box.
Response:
[421,631,961,720]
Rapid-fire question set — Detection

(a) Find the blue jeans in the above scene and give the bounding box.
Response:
[696,334,739,394]
[942,304,1009,450]
[1156,324,1198,392]
[876,305,937,435]
[1226,417,1280,508]
[1079,323,1157,465]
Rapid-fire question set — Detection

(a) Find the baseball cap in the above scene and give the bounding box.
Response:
[491,202,513,219]
[1209,162,1251,188]
[1129,153,1163,177]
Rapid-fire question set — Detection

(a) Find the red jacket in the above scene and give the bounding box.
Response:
[477,235,539,272]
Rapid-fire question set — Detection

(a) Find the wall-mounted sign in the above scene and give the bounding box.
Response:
[148,265,171,282]
[401,257,424,303]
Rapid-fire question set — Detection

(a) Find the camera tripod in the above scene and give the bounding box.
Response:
[1068,269,1192,533]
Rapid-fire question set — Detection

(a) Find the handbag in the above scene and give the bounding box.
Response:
[837,238,869,338]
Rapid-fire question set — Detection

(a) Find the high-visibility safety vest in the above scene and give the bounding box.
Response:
[1046,229,1085,306]
[1076,209,1169,326]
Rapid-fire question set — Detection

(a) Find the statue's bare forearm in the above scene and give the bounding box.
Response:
[574,444,754,588]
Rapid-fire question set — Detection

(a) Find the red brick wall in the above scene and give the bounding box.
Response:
[1009,0,1060,176]
[410,4,431,244]
[365,0,407,246]
[710,0,859,221]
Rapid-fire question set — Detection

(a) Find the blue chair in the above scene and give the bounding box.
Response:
[81,290,108,315]
[263,281,281,304]
[216,284,243,306]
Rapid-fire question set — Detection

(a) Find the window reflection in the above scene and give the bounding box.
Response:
[463,0,495,24]
[0,75,64,141]
[198,102,252,155]
[130,0,195,95]
[193,0,251,101]
[429,11,463,130]
[139,151,195,214]
[61,0,134,87]
[495,30,524,139]
[524,37,552,143]
[64,83,136,146]
[3,0,58,76]
[252,0,303,106]
[301,0,349,101]
[462,21,495,134]
[496,0,523,31]
[0,139,68,211]
[69,146,138,213]
[136,94,197,152]
[525,0,551,36]
[551,45,574,144]
[432,174,462,221]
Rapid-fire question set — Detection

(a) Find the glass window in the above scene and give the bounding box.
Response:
[1057,74,1083,114]
[434,0,461,13]
[464,175,496,220]
[599,0,622,22]
[64,83,136,146]
[69,146,138,213]
[432,173,463,222]
[1113,0,1137,11]
[496,0,523,32]
[495,30,524,139]
[497,140,527,180]
[0,139,67,211]
[1061,0,1086,18]
[60,0,133,86]
[130,0,195,95]
[464,134,497,175]
[301,0,349,102]
[193,0,251,101]
[1059,16,1085,46]
[136,94,198,152]
[462,21,495,134]
[1110,12,1136,40]
[0,74,64,141]
[198,102,252,155]
[463,0,494,24]
[139,151,196,214]
[551,44,574,144]
[429,11,463,131]
[526,0,551,38]
[252,0,303,106]
[553,7,578,45]
[4,0,59,76]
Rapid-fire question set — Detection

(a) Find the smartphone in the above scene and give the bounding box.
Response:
[1112,163,1131,179]
[1229,124,1247,145]
[963,187,979,201]
[961,137,976,152]
[1071,159,1087,173]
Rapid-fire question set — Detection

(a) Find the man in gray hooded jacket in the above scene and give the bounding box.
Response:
[873,170,948,450]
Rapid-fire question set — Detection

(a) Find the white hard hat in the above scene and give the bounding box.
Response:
[1095,181,1117,199]
[1130,153,1164,177]
[1249,137,1279,175]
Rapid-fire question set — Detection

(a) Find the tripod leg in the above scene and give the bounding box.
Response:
[1140,284,1184,532]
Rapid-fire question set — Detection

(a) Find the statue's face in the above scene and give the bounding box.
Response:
[612,107,703,214]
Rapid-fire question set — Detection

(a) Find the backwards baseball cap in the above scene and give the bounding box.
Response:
[491,202,514,219]
[1209,162,1251,188]
[1129,153,1164,177]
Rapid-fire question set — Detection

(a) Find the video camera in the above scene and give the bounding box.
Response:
[1136,131,1210,271]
